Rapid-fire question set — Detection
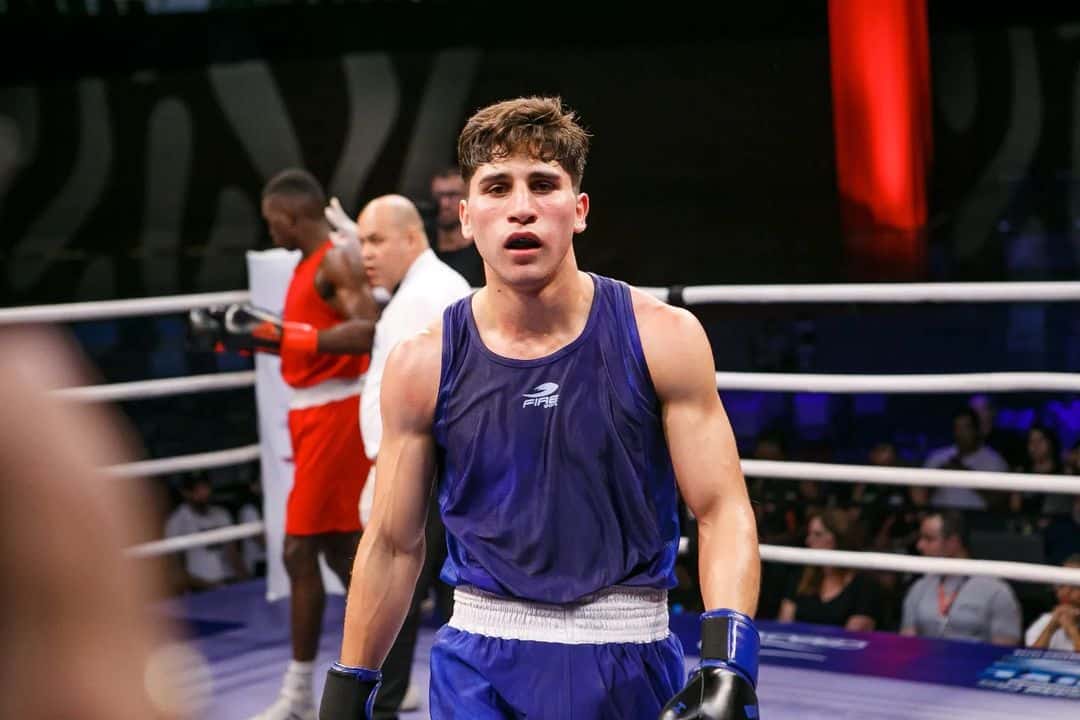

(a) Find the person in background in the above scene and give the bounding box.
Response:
[1012,423,1071,516]
[1025,554,1080,651]
[924,407,1008,510]
[165,473,248,592]
[778,509,879,631]
[196,168,379,720]
[901,510,1022,645]
[354,193,472,719]
[428,166,484,287]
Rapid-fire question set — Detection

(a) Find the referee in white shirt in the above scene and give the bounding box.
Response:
[353,194,471,717]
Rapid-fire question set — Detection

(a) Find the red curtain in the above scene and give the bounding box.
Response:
[829,0,931,280]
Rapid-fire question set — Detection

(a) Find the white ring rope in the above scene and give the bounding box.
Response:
[716,371,1080,394]
[107,445,261,478]
[53,371,255,402]
[682,281,1080,305]
[743,459,1080,495]
[51,370,1079,405]
[119,450,1080,557]
[760,545,1080,587]
[126,521,265,559]
[130,522,1080,587]
[2,281,1078,328]
[0,290,251,325]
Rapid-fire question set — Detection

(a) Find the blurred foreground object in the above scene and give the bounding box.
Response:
[0,328,195,719]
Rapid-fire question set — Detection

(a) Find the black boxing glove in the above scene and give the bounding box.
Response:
[660,609,760,720]
[319,663,381,720]
[186,306,229,352]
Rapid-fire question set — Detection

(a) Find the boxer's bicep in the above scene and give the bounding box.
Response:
[365,330,441,552]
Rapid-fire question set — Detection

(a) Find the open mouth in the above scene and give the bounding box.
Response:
[504,234,541,250]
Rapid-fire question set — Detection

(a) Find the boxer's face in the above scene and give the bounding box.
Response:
[259,194,298,250]
[461,154,588,291]
[261,194,297,250]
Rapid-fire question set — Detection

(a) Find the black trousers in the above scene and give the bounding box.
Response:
[373,502,454,719]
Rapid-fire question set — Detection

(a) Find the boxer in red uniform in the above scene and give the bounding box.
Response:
[203,168,379,720]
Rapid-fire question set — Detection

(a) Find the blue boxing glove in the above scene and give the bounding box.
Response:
[659,609,760,720]
[319,663,381,720]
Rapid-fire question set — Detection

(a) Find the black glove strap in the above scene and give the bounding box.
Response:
[320,667,378,720]
[701,614,731,661]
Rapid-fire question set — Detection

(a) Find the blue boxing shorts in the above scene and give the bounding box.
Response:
[428,586,685,719]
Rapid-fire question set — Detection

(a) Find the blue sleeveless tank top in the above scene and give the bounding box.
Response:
[433,273,680,603]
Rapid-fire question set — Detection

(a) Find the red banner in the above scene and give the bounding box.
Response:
[829,0,931,279]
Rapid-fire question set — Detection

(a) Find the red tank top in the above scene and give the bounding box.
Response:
[280,240,370,388]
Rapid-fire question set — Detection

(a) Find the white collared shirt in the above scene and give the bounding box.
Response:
[360,248,472,459]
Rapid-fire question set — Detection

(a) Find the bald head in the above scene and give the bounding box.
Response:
[357,194,430,291]
[358,194,425,234]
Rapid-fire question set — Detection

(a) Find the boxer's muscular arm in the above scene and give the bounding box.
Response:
[338,326,440,667]
[633,288,760,615]
[314,243,378,355]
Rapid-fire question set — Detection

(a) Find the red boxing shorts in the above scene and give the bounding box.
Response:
[286,394,370,535]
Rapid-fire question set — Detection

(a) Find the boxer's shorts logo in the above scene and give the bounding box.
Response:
[522,382,559,409]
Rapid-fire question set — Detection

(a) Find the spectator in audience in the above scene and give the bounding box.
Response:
[165,473,248,593]
[748,427,791,538]
[1044,495,1080,566]
[778,509,879,631]
[1012,423,1070,515]
[924,407,1008,510]
[752,428,787,462]
[429,166,484,287]
[969,394,1025,468]
[1025,554,1080,651]
[1065,439,1080,475]
[847,441,925,551]
[1017,423,1064,476]
[901,510,1021,645]
[851,441,925,630]
[853,441,905,508]
[749,428,794,620]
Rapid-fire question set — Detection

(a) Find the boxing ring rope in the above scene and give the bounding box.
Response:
[742,459,1080,495]
[0,280,1077,328]
[124,522,1080,586]
[660,280,1080,305]
[715,371,1080,394]
[760,547,1080,586]
[54,371,256,403]
[0,290,250,325]
[107,444,262,479]
[126,521,266,559]
[4,283,1080,586]
[46,369,1080,408]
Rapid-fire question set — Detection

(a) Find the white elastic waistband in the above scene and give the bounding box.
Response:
[289,375,364,410]
[448,585,670,645]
